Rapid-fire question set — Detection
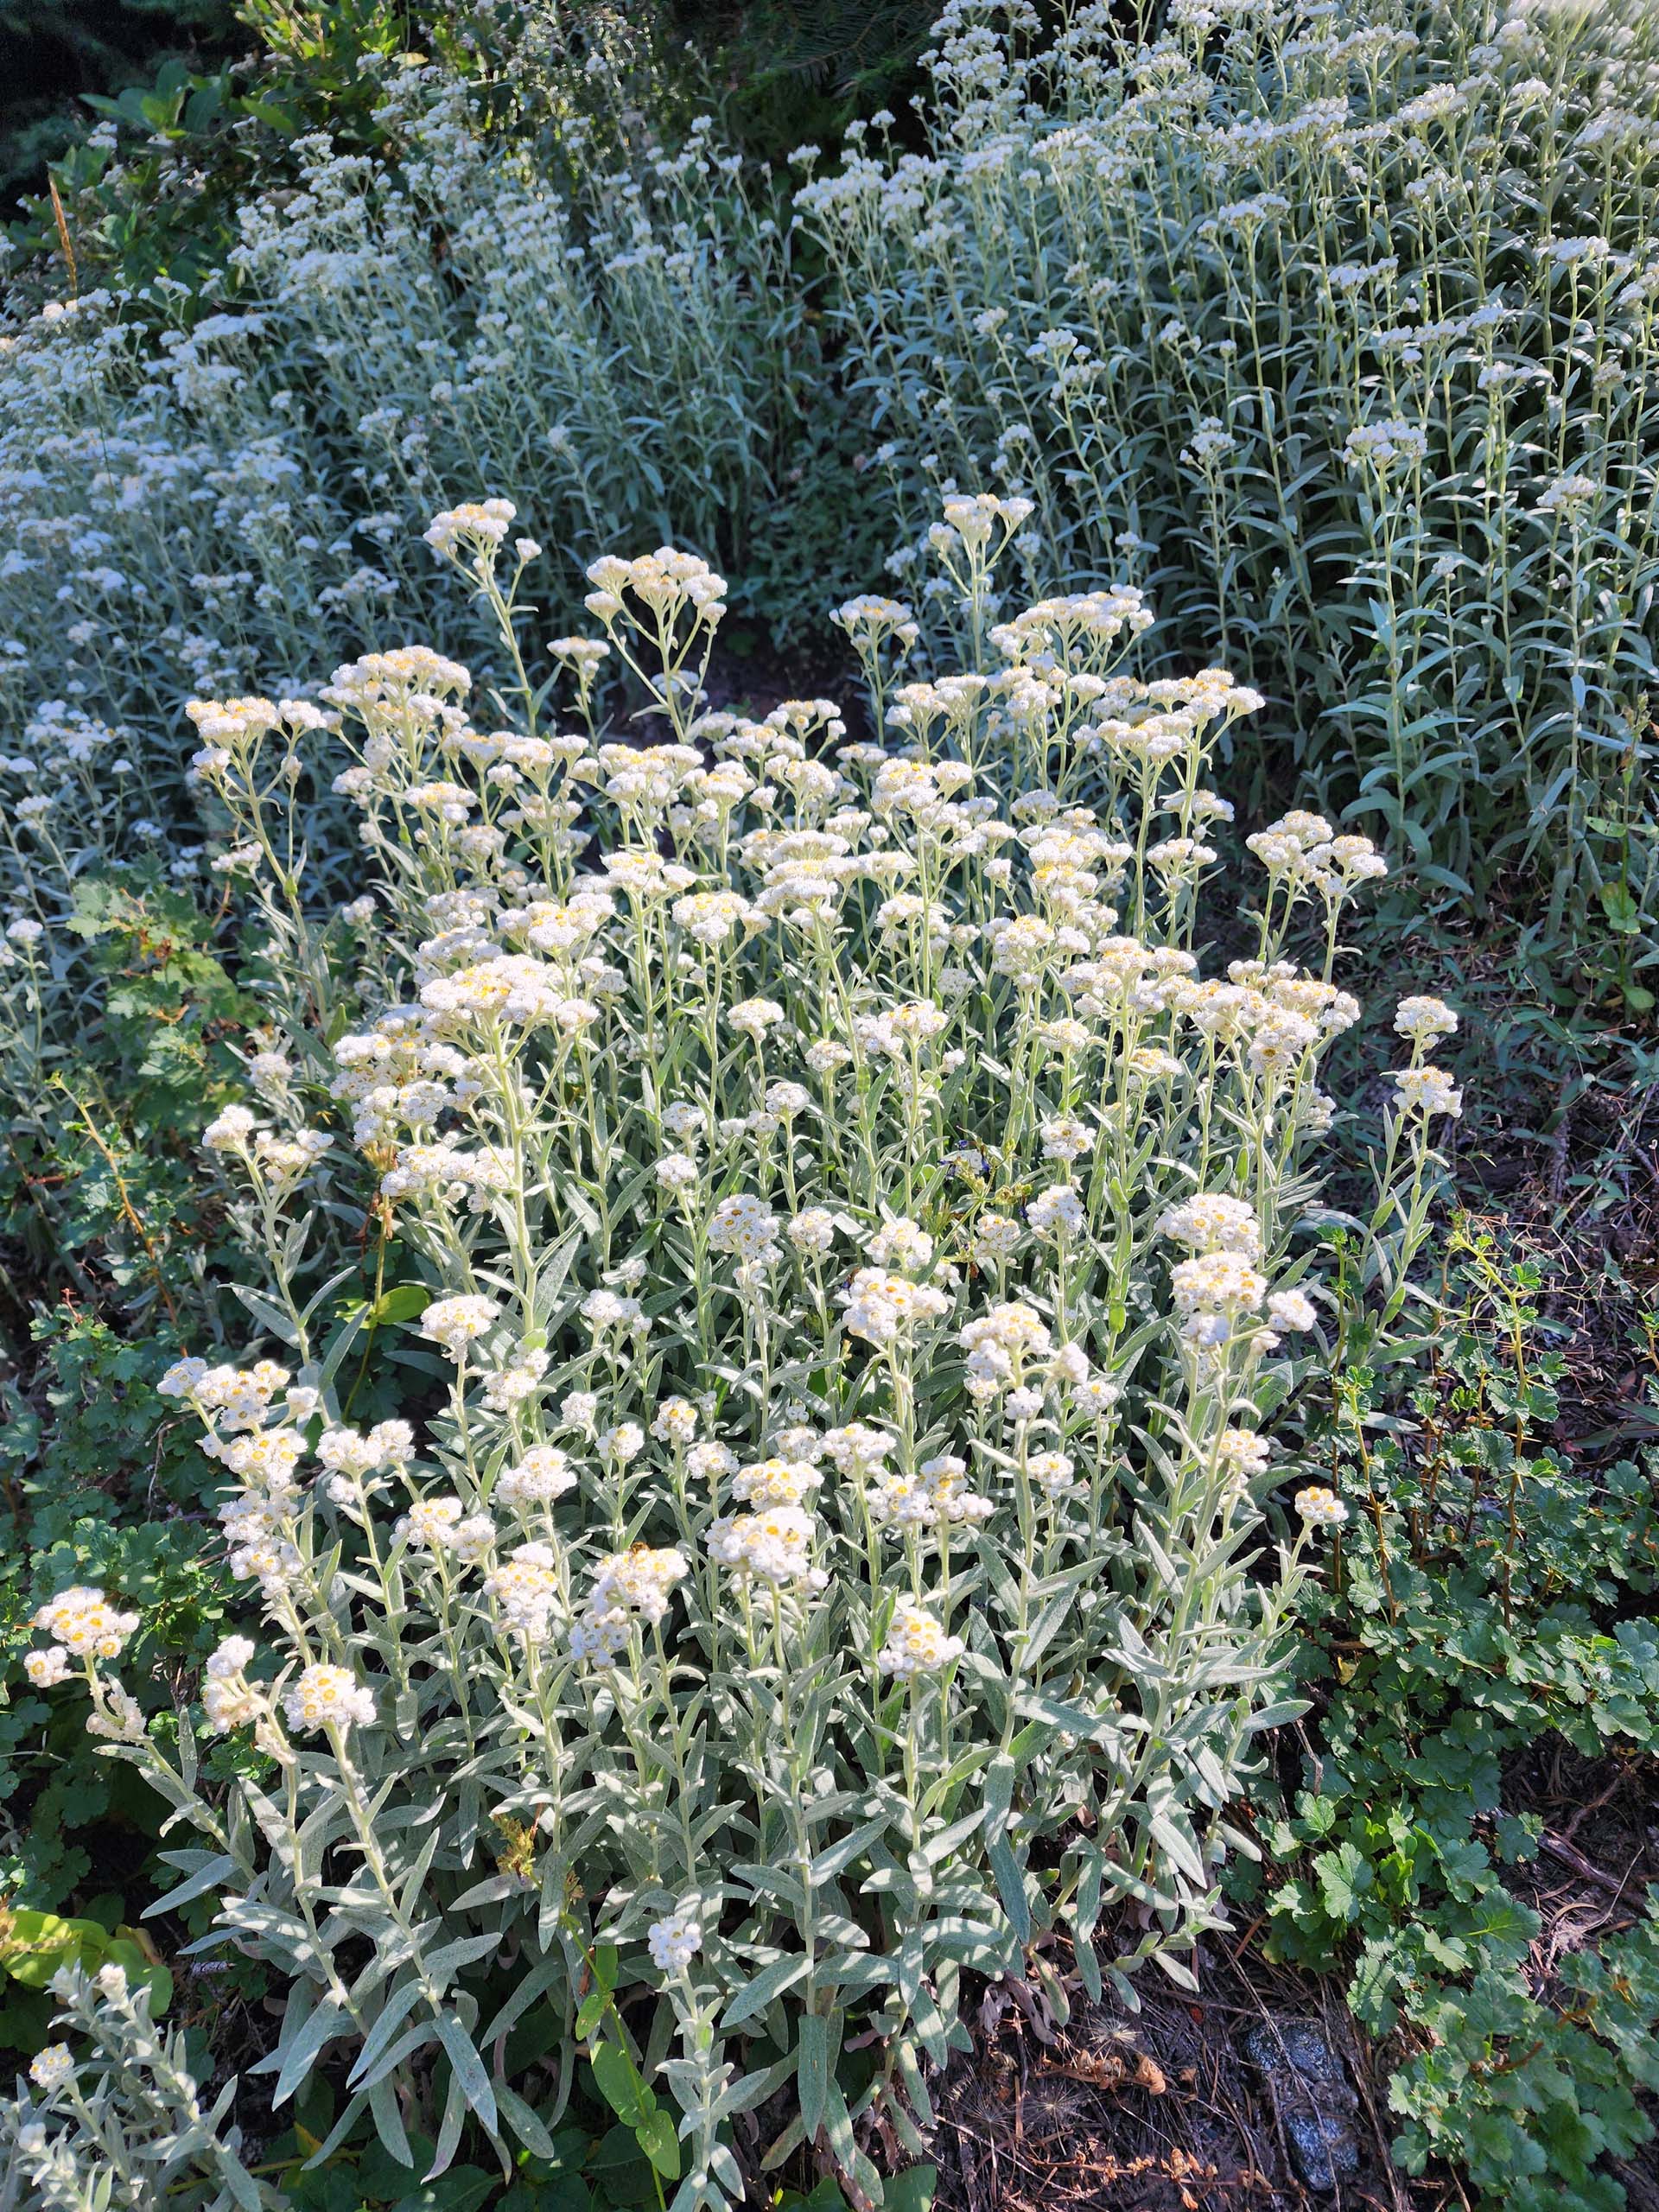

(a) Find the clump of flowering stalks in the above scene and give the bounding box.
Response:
[0,48,825,906]
[13,493,1452,2209]
[797,0,1659,913]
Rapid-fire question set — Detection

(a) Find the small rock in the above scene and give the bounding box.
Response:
[1243,2018,1361,2193]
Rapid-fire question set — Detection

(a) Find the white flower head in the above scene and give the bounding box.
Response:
[647,1912,702,1973]
[29,2044,74,2093]
[33,1586,139,1662]
[418,1294,501,1355]
[1390,1066,1462,1119]
[498,1446,576,1505]
[1393,996,1459,1046]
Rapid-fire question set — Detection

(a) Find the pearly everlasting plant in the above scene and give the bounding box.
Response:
[7,0,1656,1000]
[0,1965,274,2212]
[798,0,1659,916]
[12,495,1447,2206]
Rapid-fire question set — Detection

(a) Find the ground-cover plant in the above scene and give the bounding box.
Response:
[0,835,274,1967]
[0,1308,237,1923]
[0,868,257,1325]
[1260,1225,1659,2211]
[797,0,1659,1014]
[0,493,1451,2204]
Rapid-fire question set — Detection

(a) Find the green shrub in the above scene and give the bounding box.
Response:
[0,0,239,218]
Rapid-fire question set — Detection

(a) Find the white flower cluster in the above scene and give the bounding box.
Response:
[283,1663,376,1734]
[424,497,518,557]
[879,1599,966,1676]
[31,1586,139,1665]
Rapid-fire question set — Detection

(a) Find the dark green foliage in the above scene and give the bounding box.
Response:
[671,0,936,163]
[0,874,251,1950]
[0,0,241,208]
[0,1309,226,1923]
[5,0,474,301]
